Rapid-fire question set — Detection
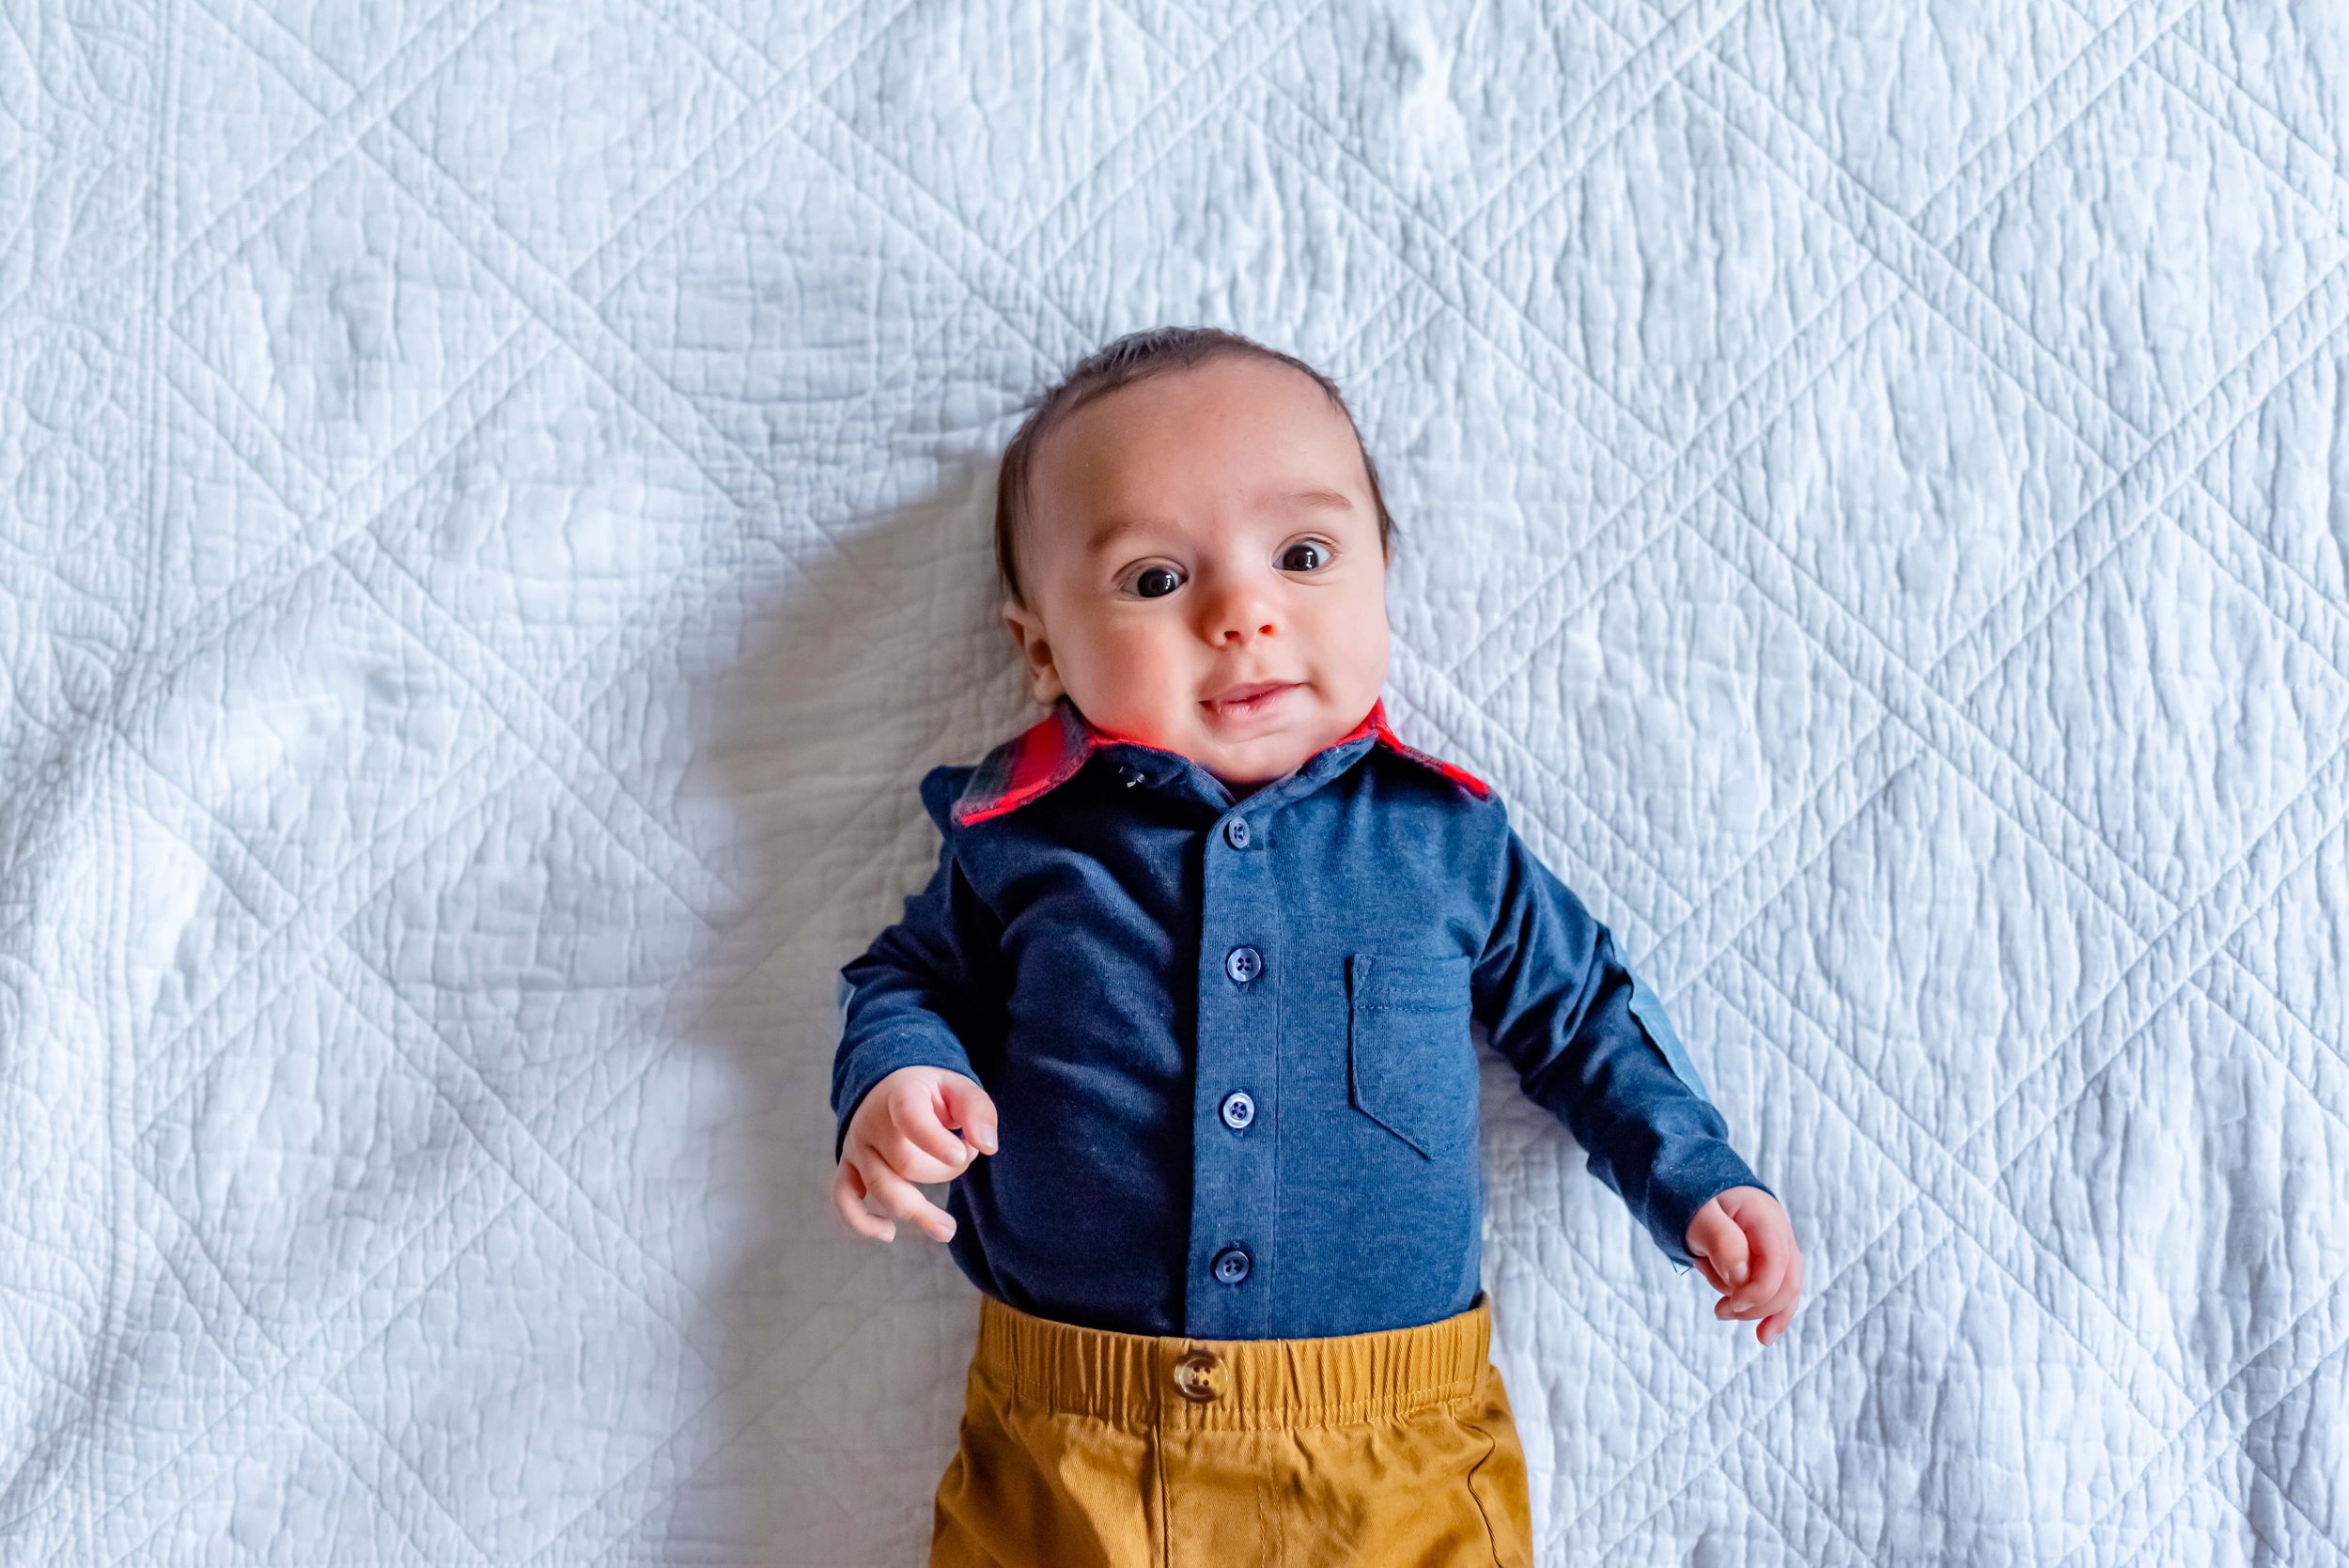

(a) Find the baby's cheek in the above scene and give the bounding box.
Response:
[1071,627,1199,738]
[1315,591,1390,706]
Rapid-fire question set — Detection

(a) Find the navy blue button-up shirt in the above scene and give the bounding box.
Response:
[832,698,1770,1340]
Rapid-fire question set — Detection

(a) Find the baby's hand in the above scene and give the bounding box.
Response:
[1683,1187,1803,1346]
[831,1065,999,1244]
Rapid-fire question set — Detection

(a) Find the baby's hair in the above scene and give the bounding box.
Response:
[992,325,1394,606]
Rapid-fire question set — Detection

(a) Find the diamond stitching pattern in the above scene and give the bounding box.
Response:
[8,0,2348,1562]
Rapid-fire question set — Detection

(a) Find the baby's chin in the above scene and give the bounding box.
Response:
[1079,685,1373,789]
[1186,712,1360,792]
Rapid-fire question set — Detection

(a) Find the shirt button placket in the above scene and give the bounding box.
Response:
[1187,806,1276,1336]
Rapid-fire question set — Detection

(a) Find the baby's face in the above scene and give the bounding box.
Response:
[1003,354,1391,791]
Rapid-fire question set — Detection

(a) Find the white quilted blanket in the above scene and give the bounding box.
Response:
[6,0,2347,1562]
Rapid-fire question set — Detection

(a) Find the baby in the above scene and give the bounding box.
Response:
[830,327,1802,1567]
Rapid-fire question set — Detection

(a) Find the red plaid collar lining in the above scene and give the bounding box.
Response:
[951,698,1491,827]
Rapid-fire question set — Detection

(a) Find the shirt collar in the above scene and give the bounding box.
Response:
[951,696,1491,827]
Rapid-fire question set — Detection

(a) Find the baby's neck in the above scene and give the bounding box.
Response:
[1202,766,1271,802]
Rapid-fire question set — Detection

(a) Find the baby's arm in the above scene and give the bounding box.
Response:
[1472,815,1803,1343]
[830,821,1002,1245]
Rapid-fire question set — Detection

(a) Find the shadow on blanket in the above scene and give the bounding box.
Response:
[673,445,1033,1561]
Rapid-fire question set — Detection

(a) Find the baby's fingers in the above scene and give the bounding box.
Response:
[1756,1303,1797,1346]
[1733,1251,1805,1343]
[1719,1249,1791,1321]
[937,1074,1000,1157]
[831,1160,896,1243]
[876,1129,971,1186]
[1757,1254,1806,1345]
[1684,1200,1750,1293]
[890,1087,976,1175]
[862,1162,957,1244]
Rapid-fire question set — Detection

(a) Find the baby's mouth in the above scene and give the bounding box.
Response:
[1200,680,1300,722]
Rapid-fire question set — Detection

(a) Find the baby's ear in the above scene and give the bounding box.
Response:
[1000,598,1066,706]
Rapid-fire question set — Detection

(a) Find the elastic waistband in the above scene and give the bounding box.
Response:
[970,1294,1493,1431]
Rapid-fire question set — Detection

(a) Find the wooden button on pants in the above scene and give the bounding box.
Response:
[932,1291,1532,1567]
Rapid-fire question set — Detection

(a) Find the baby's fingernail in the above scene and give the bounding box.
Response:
[1728,1260,1749,1287]
[936,1219,956,1242]
[975,1129,998,1155]
[879,1224,896,1243]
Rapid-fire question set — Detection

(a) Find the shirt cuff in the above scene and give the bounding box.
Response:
[1638,1141,1774,1270]
[831,1031,977,1163]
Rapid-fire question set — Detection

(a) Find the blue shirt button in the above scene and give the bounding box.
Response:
[1115,763,1144,788]
[1211,1246,1251,1285]
[1220,1091,1254,1130]
[1224,946,1262,984]
[1223,816,1251,849]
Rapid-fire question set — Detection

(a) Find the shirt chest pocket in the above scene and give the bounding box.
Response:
[1345,954,1478,1159]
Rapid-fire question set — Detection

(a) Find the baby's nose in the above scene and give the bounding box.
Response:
[1202,584,1278,643]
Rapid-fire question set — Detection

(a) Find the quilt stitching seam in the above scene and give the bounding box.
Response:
[1716,942,2193,1426]
[1563,1201,1950,1558]
[1444,268,1899,689]
[1449,0,2183,675]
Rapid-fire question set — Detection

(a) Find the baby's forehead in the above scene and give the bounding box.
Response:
[1034,367,1366,507]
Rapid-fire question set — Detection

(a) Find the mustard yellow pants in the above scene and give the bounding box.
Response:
[931,1292,1533,1567]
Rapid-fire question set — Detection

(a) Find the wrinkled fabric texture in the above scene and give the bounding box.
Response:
[9,0,2349,1560]
[833,700,1769,1338]
[932,1291,1532,1568]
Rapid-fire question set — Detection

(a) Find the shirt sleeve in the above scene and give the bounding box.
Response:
[830,777,999,1163]
[1471,814,1771,1268]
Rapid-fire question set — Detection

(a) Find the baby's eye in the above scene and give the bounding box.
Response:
[1278,539,1330,573]
[1130,565,1184,599]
